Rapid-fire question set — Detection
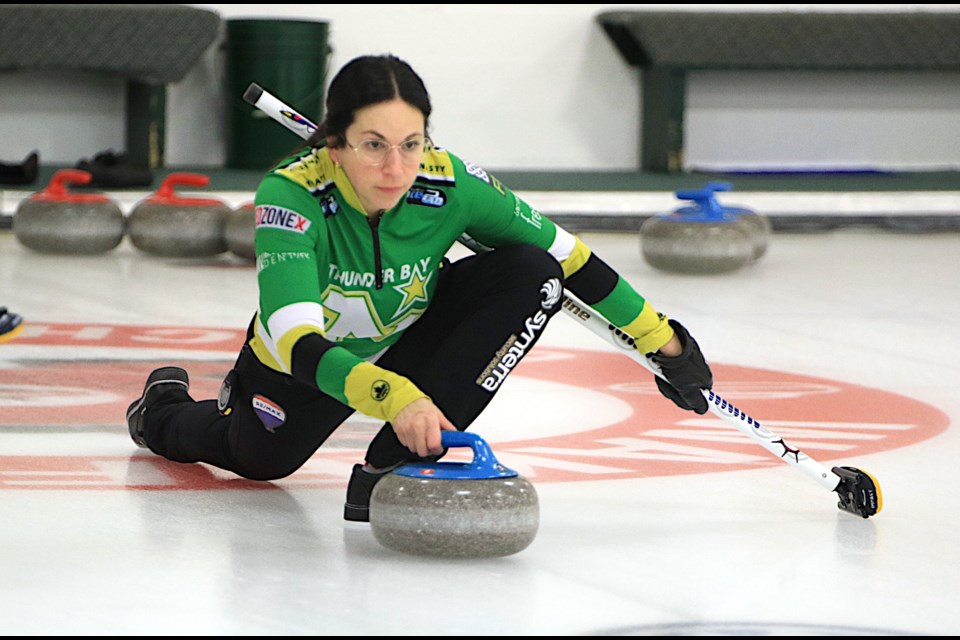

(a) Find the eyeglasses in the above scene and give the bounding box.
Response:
[344,136,428,166]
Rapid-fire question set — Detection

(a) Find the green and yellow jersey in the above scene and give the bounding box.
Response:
[250,143,673,422]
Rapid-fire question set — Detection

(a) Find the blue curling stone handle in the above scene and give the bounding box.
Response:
[392,431,519,480]
[667,181,754,224]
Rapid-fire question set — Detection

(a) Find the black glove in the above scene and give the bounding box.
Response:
[647,319,713,415]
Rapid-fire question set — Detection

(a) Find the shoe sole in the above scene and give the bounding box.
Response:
[344,503,370,523]
[126,368,189,446]
[0,323,24,344]
[343,462,408,523]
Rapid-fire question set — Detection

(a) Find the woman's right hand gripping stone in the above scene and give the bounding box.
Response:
[392,397,457,458]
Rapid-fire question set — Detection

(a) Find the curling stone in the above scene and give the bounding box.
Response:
[701,181,771,261]
[738,209,773,261]
[127,173,229,258]
[640,183,756,275]
[369,431,539,559]
[224,201,256,262]
[13,169,124,254]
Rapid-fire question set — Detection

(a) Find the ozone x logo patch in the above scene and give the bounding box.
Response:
[256,205,311,233]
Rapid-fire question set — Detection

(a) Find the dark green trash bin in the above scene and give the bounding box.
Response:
[225,18,330,171]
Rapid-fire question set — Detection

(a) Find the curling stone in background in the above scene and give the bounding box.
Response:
[127,173,229,258]
[224,201,256,262]
[370,431,539,559]
[640,183,758,275]
[700,181,772,261]
[13,169,124,255]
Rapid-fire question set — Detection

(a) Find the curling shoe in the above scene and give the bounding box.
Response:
[344,462,410,522]
[126,367,189,448]
[0,307,24,342]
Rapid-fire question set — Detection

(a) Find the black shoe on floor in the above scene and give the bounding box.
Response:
[0,306,23,336]
[0,307,24,342]
[76,150,153,188]
[345,462,408,522]
[0,151,39,186]
[126,367,189,448]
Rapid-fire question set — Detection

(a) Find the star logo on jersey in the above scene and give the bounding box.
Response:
[392,266,433,317]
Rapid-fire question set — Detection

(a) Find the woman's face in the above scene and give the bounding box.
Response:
[328,98,426,215]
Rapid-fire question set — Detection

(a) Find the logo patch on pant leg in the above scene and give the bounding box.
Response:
[540,277,562,309]
[252,394,286,433]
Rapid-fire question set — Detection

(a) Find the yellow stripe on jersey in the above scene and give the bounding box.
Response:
[417,145,456,184]
[276,325,326,372]
[276,148,334,192]
[329,160,368,214]
[274,147,373,214]
[622,305,675,354]
[249,338,284,372]
[558,236,592,279]
[254,302,325,373]
[343,362,429,422]
[254,302,328,372]
[249,310,327,375]
[275,146,456,216]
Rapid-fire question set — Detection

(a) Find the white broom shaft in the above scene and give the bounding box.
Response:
[243,83,318,140]
[556,288,841,491]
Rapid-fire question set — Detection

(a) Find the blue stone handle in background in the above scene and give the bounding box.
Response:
[673,181,743,222]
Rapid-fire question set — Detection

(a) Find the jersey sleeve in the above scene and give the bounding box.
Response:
[251,174,428,422]
[451,155,674,355]
[563,249,674,354]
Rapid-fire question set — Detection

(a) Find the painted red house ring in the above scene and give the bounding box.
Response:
[0,323,948,489]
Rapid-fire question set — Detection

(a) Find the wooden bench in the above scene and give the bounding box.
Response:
[0,4,221,169]
[596,11,960,172]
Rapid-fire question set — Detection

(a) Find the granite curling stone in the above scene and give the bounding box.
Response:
[224,201,256,262]
[14,169,124,254]
[127,172,229,258]
[640,182,756,274]
[702,181,771,261]
[369,431,539,559]
[737,207,773,262]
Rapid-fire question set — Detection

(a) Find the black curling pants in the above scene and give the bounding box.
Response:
[140,244,565,480]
